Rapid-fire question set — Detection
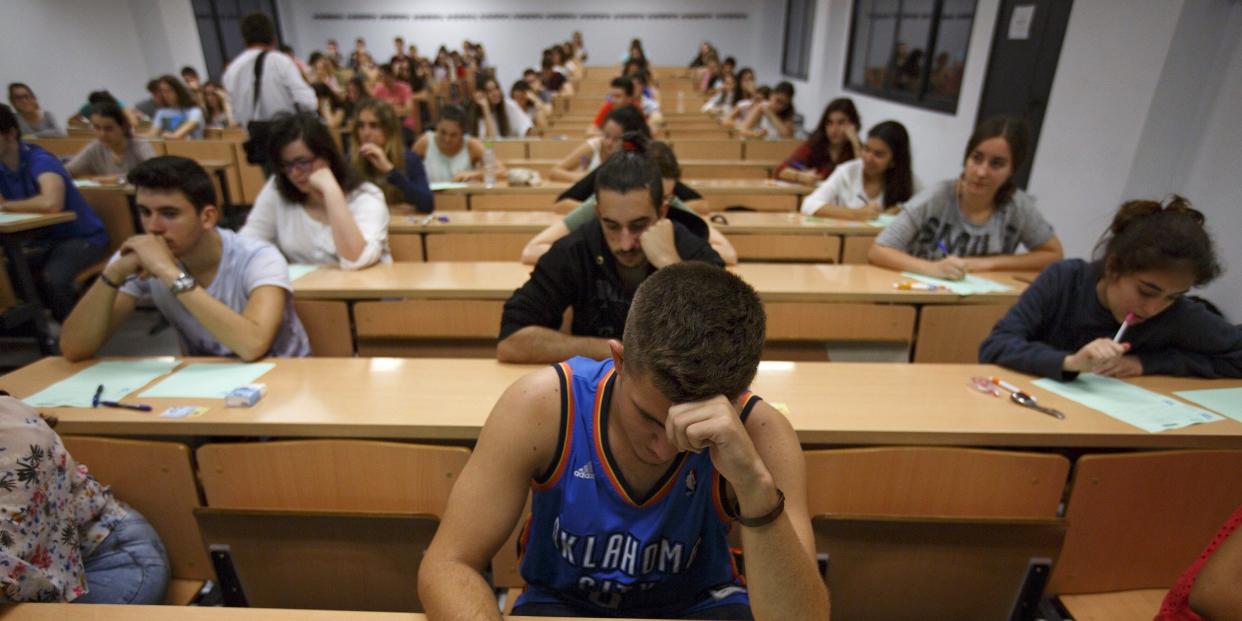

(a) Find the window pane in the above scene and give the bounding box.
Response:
[927,0,974,101]
[848,0,900,90]
[890,0,934,93]
[783,0,815,79]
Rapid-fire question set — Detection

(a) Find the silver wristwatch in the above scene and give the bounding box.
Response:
[169,271,198,296]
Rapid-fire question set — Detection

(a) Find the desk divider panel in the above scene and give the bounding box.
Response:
[730,233,841,263]
[841,236,875,264]
[763,302,916,343]
[424,232,532,261]
[914,304,1013,364]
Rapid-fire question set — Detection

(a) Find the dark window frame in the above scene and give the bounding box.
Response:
[781,0,815,80]
[193,0,285,80]
[843,0,976,114]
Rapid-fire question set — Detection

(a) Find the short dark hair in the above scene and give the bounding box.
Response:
[7,82,32,101]
[595,134,662,212]
[437,104,468,131]
[180,66,199,79]
[87,90,119,106]
[127,156,217,213]
[603,105,651,138]
[240,12,276,46]
[624,262,766,403]
[0,103,18,137]
[963,115,1030,206]
[774,81,795,98]
[146,79,161,94]
[266,112,358,203]
[610,76,635,97]
[1094,195,1222,286]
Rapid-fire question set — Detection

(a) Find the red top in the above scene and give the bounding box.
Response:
[1156,504,1242,620]
[592,100,615,129]
[773,141,839,180]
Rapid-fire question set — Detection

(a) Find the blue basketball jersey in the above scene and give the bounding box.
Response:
[514,356,761,617]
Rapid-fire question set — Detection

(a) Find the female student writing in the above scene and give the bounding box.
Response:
[65,101,155,180]
[868,115,1063,280]
[241,112,390,269]
[980,196,1241,380]
[413,105,503,183]
[777,97,863,186]
[800,120,916,221]
[350,99,434,213]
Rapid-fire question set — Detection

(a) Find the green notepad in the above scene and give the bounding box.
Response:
[900,272,1012,295]
[288,264,320,281]
[22,359,181,407]
[0,213,40,225]
[867,213,899,227]
[72,178,101,188]
[429,181,469,191]
[1032,374,1224,433]
[1173,387,1242,423]
[141,362,276,399]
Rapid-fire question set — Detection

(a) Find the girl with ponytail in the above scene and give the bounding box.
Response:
[980,196,1241,379]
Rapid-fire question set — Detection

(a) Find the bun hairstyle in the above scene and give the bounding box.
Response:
[595,131,663,211]
[1095,195,1221,286]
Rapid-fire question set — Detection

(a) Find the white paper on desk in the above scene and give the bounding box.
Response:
[429,181,468,191]
[1032,374,1224,433]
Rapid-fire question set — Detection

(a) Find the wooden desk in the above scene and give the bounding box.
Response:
[5,357,1241,449]
[711,212,883,263]
[291,262,1026,359]
[0,212,77,354]
[509,159,774,180]
[432,179,812,213]
[0,603,673,620]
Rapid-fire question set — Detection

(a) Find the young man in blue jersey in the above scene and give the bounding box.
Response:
[421,262,829,619]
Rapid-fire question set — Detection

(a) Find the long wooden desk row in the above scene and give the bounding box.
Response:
[289,262,1024,361]
[3,357,1241,448]
[481,138,798,162]
[0,605,601,621]
[431,179,813,212]
[511,158,776,179]
[387,210,881,264]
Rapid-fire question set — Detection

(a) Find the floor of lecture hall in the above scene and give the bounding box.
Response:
[0,308,181,372]
[0,311,912,371]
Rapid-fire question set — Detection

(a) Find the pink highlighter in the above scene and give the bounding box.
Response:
[1113,312,1137,343]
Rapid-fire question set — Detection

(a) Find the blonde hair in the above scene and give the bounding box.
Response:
[350,99,407,204]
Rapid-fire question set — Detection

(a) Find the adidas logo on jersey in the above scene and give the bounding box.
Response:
[573,462,595,480]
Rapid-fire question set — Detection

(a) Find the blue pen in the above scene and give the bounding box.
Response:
[936,240,952,257]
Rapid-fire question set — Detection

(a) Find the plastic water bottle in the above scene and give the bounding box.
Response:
[482,142,497,188]
[676,91,685,114]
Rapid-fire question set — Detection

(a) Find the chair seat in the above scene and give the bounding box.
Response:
[1058,588,1167,620]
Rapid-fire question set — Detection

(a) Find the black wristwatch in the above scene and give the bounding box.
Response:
[168,271,198,296]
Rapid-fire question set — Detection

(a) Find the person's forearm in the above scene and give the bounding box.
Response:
[482,108,498,138]
[868,244,934,274]
[387,170,434,214]
[176,287,277,361]
[0,194,59,213]
[737,477,830,620]
[497,326,610,364]
[707,228,738,266]
[59,279,122,361]
[418,558,502,620]
[321,187,369,263]
[170,120,199,140]
[548,167,583,183]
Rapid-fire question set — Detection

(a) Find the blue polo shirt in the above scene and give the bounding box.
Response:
[0,142,107,246]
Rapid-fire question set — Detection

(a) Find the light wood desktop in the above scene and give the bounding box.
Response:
[0,604,668,621]
[430,179,812,213]
[4,357,1241,449]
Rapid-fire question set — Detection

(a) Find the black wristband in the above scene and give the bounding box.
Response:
[99,272,123,289]
[732,488,785,528]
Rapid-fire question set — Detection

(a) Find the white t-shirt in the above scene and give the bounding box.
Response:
[800,159,923,215]
[474,98,533,138]
[241,178,391,269]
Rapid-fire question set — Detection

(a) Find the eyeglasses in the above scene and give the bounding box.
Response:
[279,157,316,175]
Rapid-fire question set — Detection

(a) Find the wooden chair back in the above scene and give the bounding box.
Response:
[28,137,93,159]
[62,436,212,603]
[196,439,470,516]
[162,139,242,205]
[528,140,580,159]
[669,139,743,160]
[804,447,1069,517]
[195,508,437,612]
[816,515,1065,620]
[1049,450,1242,594]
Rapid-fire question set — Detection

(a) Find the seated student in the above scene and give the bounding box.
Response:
[586,76,662,137]
[737,81,797,139]
[202,81,237,129]
[422,262,829,620]
[800,120,916,221]
[510,80,549,134]
[869,115,1063,280]
[777,97,862,186]
[550,105,648,183]
[66,101,156,181]
[1157,505,1242,620]
[180,66,204,104]
[350,98,434,214]
[7,83,65,138]
[370,63,415,138]
[497,146,725,364]
[469,77,533,139]
[0,104,109,321]
[980,196,1242,379]
[133,79,163,123]
[145,75,204,140]
[242,112,390,269]
[524,139,737,265]
[722,83,768,129]
[0,394,171,604]
[59,156,310,361]
[69,91,140,130]
[413,105,503,183]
